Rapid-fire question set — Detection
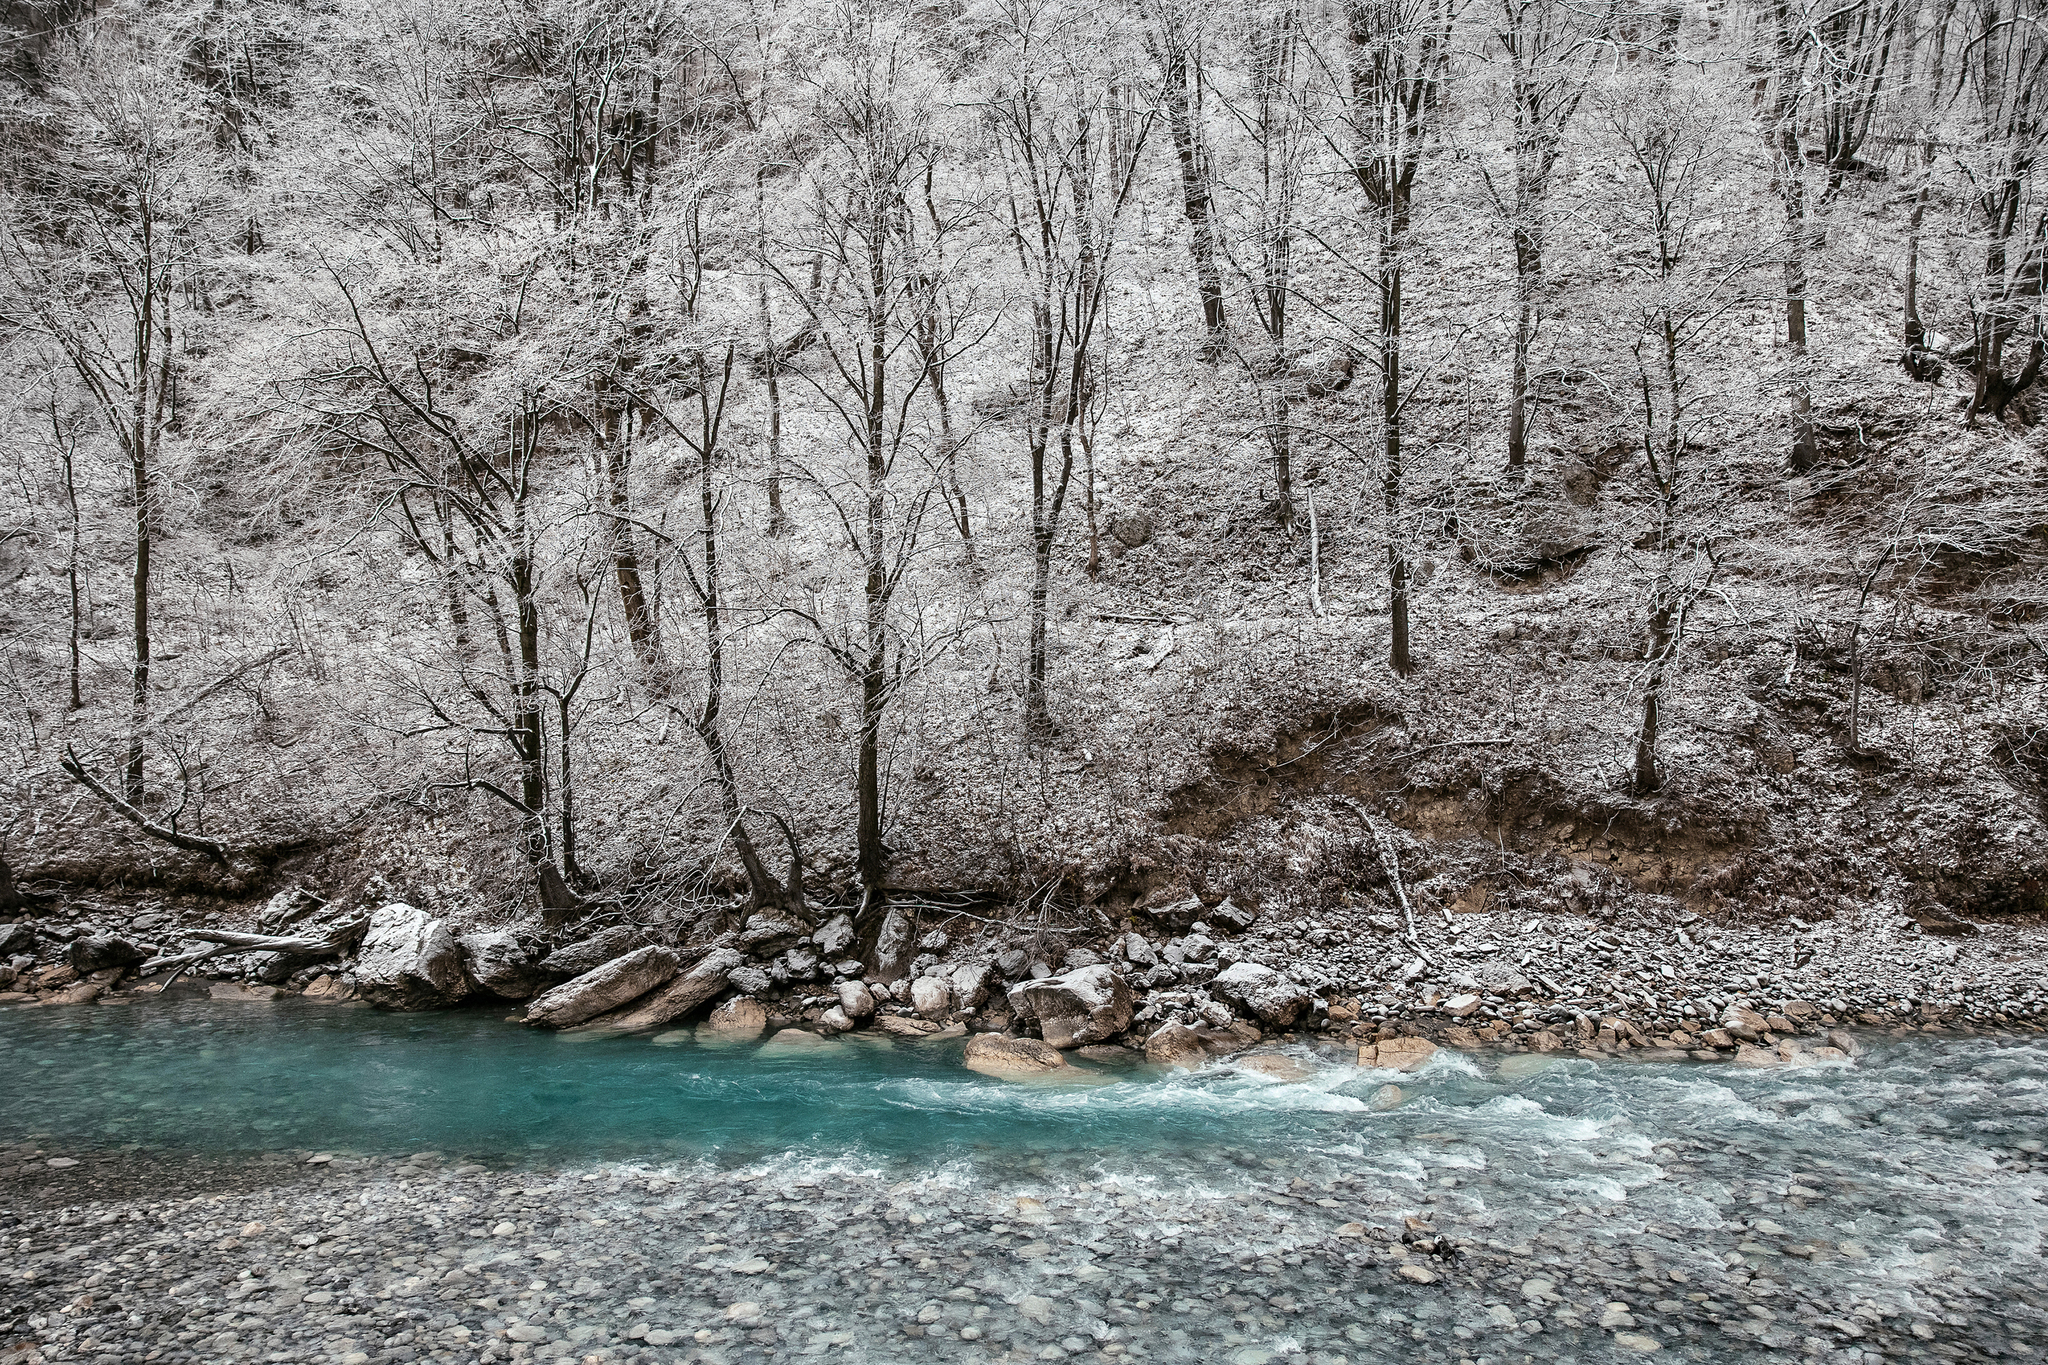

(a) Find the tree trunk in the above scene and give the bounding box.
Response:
[1507,208,1538,477]
[1380,203,1411,673]
[605,411,667,688]
[1160,36,1225,345]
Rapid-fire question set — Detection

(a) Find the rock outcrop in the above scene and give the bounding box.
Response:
[538,926,641,979]
[706,995,769,1034]
[525,945,680,1029]
[963,1034,1067,1076]
[355,904,471,1011]
[1143,1022,1206,1069]
[1209,961,1311,1027]
[1008,964,1133,1048]
[459,930,551,1000]
[67,935,144,974]
[577,948,740,1031]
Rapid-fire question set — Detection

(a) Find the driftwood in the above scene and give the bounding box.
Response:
[1364,814,1435,970]
[137,917,368,992]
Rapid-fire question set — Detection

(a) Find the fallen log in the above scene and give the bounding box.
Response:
[136,917,369,992]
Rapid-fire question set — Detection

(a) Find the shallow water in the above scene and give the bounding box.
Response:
[4,1000,2046,1364]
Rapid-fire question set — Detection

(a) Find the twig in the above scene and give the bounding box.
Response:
[1365,814,1434,969]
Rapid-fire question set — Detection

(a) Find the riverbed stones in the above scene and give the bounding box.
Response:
[911,976,953,1019]
[524,945,680,1028]
[707,996,769,1034]
[1209,961,1311,1026]
[352,904,471,1011]
[837,979,877,1019]
[963,1034,1067,1076]
[459,929,550,1000]
[1144,1022,1206,1068]
[67,935,144,974]
[581,947,741,1030]
[1238,1052,1313,1082]
[1359,1037,1438,1071]
[1008,964,1134,1048]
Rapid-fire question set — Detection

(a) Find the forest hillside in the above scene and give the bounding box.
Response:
[2,0,2044,965]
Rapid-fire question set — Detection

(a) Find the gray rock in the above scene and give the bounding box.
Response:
[539,926,640,978]
[918,929,951,952]
[355,904,471,1011]
[67,935,144,973]
[963,1034,1066,1076]
[460,929,551,1000]
[1210,961,1311,1026]
[1144,1022,1206,1068]
[0,923,40,957]
[1008,965,1134,1048]
[1141,896,1204,932]
[1062,947,1103,970]
[949,960,995,1008]
[1208,898,1259,935]
[525,945,681,1029]
[1120,933,1157,967]
[728,965,772,996]
[581,948,742,1030]
[911,976,953,1019]
[738,918,809,957]
[815,914,857,958]
[837,980,877,1020]
[996,948,1029,977]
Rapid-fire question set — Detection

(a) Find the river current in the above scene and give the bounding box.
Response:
[2,999,2043,1364]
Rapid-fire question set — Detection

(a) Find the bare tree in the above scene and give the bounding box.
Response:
[1951,0,2048,422]
[770,1,973,972]
[1339,0,1457,672]
[1478,0,1605,478]
[989,1,1152,737]
[1220,0,1318,526]
[2,15,220,804]
[1144,0,1228,346]
[1767,0,1819,471]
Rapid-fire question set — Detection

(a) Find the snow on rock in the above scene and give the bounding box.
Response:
[355,903,471,1012]
[524,945,680,1029]
[1008,964,1134,1048]
[1208,961,1311,1027]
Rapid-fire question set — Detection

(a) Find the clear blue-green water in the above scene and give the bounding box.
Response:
[5,999,2047,1363]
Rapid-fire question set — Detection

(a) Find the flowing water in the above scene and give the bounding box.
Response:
[3,998,2044,1365]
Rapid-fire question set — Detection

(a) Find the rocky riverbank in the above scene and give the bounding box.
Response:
[2,886,2043,1072]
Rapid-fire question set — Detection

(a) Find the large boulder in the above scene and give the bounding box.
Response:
[1210,961,1311,1027]
[963,1033,1067,1077]
[737,918,808,957]
[1143,1022,1206,1069]
[814,913,857,958]
[525,945,680,1029]
[1358,1037,1438,1072]
[355,904,471,1011]
[460,929,552,1000]
[911,976,953,1019]
[837,979,877,1020]
[67,935,145,974]
[1207,898,1260,935]
[949,961,995,1009]
[538,925,641,979]
[1139,896,1205,933]
[577,948,742,1031]
[706,995,769,1034]
[1007,964,1134,1049]
[0,923,40,958]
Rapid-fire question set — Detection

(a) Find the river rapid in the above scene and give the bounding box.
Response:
[1,998,2043,1365]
